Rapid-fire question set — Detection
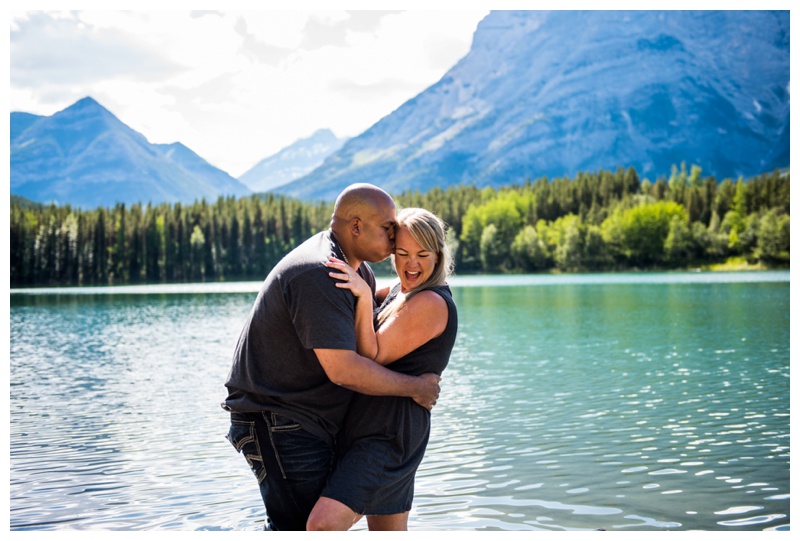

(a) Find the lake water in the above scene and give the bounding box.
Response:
[9,271,790,531]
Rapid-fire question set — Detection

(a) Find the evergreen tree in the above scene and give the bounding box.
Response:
[9,166,790,287]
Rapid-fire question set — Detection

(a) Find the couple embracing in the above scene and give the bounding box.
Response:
[222,183,458,531]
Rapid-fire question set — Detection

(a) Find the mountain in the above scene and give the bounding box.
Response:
[238,128,348,193]
[11,111,41,136]
[10,194,43,209]
[275,10,790,201]
[10,97,251,208]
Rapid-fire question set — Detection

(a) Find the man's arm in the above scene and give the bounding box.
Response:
[314,348,440,410]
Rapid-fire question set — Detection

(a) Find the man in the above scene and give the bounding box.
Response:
[222,183,441,531]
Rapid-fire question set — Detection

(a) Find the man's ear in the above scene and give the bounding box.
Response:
[350,217,361,236]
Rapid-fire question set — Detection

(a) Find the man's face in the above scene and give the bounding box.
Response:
[357,199,397,263]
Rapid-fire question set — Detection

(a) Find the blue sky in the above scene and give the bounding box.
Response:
[9,4,490,176]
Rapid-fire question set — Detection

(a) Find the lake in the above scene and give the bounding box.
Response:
[9,271,790,531]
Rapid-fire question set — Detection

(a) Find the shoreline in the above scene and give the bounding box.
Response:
[10,268,790,296]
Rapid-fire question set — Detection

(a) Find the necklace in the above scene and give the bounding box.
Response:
[331,232,351,266]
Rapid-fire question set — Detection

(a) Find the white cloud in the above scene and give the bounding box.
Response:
[9,9,488,176]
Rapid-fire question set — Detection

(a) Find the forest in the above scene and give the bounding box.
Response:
[9,164,790,287]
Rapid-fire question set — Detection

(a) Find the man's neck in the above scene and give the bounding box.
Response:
[330,229,360,270]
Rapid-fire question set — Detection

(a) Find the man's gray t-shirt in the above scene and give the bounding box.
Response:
[222,230,376,446]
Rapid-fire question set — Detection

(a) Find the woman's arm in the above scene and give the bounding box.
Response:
[327,258,448,366]
[372,291,448,365]
[327,257,379,360]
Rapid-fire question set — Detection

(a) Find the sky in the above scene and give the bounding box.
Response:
[7,1,791,179]
[9,3,492,177]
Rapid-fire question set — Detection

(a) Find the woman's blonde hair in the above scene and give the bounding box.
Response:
[377,207,454,325]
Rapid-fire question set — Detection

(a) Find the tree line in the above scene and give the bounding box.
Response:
[9,164,790,287]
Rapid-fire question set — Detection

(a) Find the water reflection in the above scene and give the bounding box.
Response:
[416,279,789,531]
[10,273,790,530]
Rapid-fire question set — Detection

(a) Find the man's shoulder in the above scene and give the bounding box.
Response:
[272,231,332,274]
[291,230,332,259]
[356,260,376,286]
[279,233,350,297]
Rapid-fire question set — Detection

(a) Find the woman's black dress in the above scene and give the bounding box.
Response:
[320,284,458,515]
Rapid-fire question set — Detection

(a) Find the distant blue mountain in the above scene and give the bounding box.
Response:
[275,10,790,201]
[10,97,251,209]
[11,111,41,137]
[238,128,348,193]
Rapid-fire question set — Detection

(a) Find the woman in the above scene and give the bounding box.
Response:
[306,207,458,531]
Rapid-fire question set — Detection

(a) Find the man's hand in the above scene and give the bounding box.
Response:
[315,349,442,406]
[412,373,441,410]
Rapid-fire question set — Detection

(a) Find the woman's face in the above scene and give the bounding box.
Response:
[394,226,437,293]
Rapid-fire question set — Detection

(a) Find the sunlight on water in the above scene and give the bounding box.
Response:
[10,271,790,530]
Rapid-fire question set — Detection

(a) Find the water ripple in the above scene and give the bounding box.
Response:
[10,279,790,530]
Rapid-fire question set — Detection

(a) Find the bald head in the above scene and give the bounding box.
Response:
[330,183,397,268]
[331,183,394,226]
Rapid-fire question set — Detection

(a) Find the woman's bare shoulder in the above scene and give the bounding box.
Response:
[406,288,448,315]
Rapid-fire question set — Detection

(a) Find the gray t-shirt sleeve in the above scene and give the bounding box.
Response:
[286,266,358,350]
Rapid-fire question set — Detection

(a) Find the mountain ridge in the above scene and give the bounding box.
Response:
[274,10,790,201]
[237,128,348,193]
[10,97,251,209]
[10,11,790,208]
